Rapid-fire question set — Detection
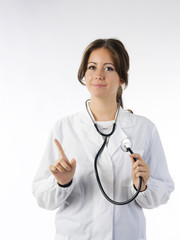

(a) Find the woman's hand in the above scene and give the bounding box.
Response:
[130,153,150,192]
[49,138,76,185]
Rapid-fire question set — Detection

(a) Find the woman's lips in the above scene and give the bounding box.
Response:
[92,84,106,88]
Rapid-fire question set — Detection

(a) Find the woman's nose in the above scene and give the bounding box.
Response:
[95,69,105,80]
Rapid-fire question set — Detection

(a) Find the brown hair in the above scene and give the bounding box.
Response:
[77,38,130,108]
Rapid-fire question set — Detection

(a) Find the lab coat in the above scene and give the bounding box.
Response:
[32,107,174,240]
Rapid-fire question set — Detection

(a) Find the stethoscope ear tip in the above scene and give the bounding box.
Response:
[121,138,132,152]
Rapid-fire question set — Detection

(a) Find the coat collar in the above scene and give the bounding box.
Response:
[78,105,134,129]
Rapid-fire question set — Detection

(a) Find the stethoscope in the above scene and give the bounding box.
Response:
[85,100,142,205]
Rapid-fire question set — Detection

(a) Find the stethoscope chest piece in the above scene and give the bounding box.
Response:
[121,138,132,152]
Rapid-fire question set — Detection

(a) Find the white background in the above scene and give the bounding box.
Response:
[0,0,179,239]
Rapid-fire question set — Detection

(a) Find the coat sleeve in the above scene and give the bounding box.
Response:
[131,125,174,209]
[32,121,75,210]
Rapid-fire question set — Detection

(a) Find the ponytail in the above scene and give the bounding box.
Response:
[116,85,133,113]
[116,86,123,108]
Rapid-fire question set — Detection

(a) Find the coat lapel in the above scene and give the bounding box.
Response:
[77,110,104,162]
[105,107,134,157]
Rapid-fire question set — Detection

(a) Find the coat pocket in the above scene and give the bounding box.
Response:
[54,234,68,240]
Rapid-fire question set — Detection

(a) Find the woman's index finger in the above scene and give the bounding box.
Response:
[54,138,66,158]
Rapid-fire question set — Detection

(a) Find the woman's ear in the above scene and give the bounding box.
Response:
[119,79,124,86]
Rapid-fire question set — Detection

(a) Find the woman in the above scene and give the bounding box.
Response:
[32,39,174,240]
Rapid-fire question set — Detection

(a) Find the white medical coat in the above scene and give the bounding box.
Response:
[32,107,174,240]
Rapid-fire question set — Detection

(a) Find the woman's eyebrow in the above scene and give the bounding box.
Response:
[103,63,115,66]
[87,62,115,66]
[87,62,97,65]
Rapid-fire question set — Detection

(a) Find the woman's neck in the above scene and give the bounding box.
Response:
[89,97,118,121]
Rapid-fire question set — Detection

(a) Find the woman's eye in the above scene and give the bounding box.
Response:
[88,65,96,70]
[104,66,114,71]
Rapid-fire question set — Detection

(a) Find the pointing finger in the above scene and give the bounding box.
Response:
[54,138,66,158]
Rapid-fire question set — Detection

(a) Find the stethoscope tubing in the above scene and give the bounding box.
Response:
[85,100,142,205]
[94,135,142,205]
[94,123,116,137]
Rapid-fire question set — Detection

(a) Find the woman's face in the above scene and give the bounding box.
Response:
[84,48,122,101]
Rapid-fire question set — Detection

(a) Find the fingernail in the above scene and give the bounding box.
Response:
[51,166,56,171]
